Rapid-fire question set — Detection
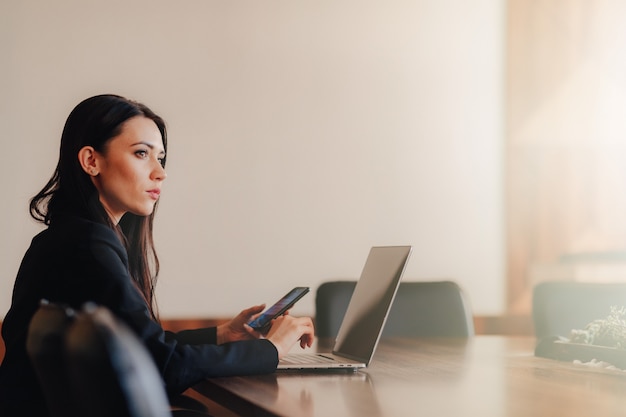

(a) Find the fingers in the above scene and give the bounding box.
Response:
[243,323,263,339]
[266,315,315,358]
[220,304,268,344]
[236,304,266,325]
[242,304,266,318]
[298,320,315,348]
[300,331,314,349]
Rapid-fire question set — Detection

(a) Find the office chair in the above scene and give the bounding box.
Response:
[315,280,475,338]
[26,300,77,417]
[532,281,626,339]
[28,302,210,417]
[65,304,174,417]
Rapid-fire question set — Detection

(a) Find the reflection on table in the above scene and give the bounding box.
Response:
[193,336,626,417]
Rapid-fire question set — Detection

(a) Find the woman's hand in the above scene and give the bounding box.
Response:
[265,314,315,359]
[216,304,266,344]
[216,305,315,358]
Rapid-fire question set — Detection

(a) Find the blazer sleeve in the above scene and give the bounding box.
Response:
[165,328,218,345]
[70,221,278,394]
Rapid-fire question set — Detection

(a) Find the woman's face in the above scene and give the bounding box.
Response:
[92,116,167,223]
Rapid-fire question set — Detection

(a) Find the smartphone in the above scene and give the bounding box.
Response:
[247,287,310,330]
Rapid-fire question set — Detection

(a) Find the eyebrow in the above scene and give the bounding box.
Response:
[132,141,166,155]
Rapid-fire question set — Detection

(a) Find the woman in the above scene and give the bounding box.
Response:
[0,94,314,416]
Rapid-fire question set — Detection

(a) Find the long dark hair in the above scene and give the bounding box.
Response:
[30,94,167,320]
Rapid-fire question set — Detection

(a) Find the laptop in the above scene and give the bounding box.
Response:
[277,245,412,371]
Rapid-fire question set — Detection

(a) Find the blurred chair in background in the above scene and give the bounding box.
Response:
[532,281,626,339]
[315,280,474,338]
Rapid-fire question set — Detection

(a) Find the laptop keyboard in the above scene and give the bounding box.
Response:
[280,354,337,365]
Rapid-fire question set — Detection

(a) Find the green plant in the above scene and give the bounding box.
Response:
[570,306,626,349]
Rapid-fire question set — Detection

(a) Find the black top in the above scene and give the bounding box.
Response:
[0,215,278,416]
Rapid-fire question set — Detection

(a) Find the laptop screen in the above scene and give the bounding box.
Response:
[333,246,412,363]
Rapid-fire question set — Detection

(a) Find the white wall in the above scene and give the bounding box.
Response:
[0,0,505,318]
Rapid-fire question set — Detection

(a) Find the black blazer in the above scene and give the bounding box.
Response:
[0,215,277,416]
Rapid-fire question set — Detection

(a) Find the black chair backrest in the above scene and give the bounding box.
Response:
[315,280,474,338]
[65,304,172,417]
[27,302,173,417]
[26,300,77,417]
[532,281,626,339]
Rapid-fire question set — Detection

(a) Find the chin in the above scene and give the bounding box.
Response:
[130,201,158,217]
[128,208,155,218]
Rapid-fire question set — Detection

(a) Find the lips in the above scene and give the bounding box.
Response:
[147,189,161,200]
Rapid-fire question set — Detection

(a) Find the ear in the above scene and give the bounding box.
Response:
[78,146,99,176]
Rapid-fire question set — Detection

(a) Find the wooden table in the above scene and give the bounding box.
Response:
[193,336,626,417]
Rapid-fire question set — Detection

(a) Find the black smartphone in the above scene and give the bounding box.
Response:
[247,287,310,330]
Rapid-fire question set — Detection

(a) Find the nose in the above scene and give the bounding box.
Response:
[152,160,167,181]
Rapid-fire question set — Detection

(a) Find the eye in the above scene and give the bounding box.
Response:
[135,149,149,159]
